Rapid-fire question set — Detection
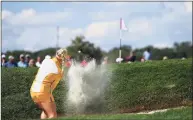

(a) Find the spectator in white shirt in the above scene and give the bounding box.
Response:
[116,57,123,63]
[143,48,151,61]
[35,56,41,67]
[17,54,27,68]
[1,54,6,67]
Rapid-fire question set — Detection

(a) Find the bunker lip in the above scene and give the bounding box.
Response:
[59,99,192,116]
[57,97,192,118]
[57,106,188,118]
[119,100,192,114]
[136,106,186,114]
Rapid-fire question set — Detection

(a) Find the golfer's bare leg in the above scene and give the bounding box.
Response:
[40,101,57,119]
[41,111,47,119]
[36,103,48,119]
[51,102,57,116]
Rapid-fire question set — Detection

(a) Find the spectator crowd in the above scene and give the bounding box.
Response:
[1,54,74,68]
[115,48,152,63]
[3,48,179,68]
[1,54,45,68]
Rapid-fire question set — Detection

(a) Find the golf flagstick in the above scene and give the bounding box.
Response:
[119,18,128,63]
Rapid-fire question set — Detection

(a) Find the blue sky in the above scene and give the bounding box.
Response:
[2,2,192,52]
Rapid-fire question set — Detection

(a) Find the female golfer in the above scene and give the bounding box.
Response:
[30,48,69,119]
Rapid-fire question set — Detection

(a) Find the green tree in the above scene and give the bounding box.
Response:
[33,48,57,60]
[67,35,103,64]
[173,41,192,58]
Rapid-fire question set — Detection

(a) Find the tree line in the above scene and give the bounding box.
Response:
[3,35,192,63]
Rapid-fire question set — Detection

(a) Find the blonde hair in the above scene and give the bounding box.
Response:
[56,48,69,70]
[56,48,68,60]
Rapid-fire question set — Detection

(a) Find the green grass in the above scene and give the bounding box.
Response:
[55,106,192,120]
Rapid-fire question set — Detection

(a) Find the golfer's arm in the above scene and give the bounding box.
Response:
[44,73,58,92]
[51,76,60,91]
